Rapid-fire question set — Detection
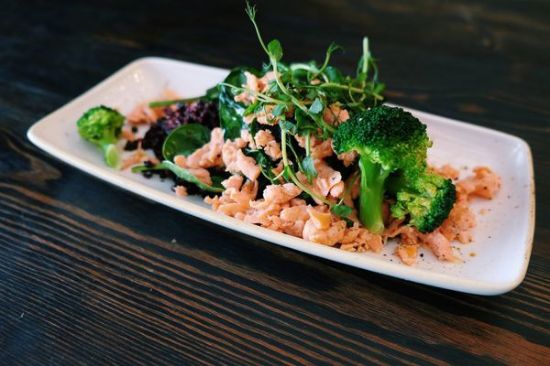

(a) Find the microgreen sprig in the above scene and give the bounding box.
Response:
[215,2,384,222]
[246,2,335,135]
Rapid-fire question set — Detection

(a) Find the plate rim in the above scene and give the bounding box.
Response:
[26,56,536,295]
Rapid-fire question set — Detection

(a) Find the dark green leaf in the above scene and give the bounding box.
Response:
[211,174,226,188]
[295,109,317,134]
[205,85,219,101]
[218,67,259,139]
[162,123,210,161]
[331,204,353,218]
[246,149,276,182]
[290,68,309,84]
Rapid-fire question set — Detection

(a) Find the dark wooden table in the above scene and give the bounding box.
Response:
[1,0,548,364]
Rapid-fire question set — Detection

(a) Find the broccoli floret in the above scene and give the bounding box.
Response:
[391,172,456,232]
[77,106,124,168]
[333,105,454,233]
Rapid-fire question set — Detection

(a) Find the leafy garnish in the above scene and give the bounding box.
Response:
[162,123,210,161]
[267,39,283,61]
[331,204,353,218]
[130,1,387,220]
[309,98,324,114]
[246,148,277,183]
[132,161,223,193]
[331,204,355,227]
[218,67,259,139]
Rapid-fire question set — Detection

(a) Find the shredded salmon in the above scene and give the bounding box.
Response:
[322,103,350,126]
[431,164,460,180]
[395,244,419,265]
[121,149,159,170]
[254,129,282,160]
[175,186,188,197]
[234,72,277,105]
[457,166,501,199]
[121,127,136,141]
[125,94,501,266]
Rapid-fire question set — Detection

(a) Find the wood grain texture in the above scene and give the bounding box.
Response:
[0,0,548,365]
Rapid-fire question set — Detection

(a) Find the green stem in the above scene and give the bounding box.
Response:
[319,83,364,94]
[290,63,319,73]
[280,130,331,205]
[102,143,120,168]
[315,43,338,77]
[218,83,286,105]
[305,132,311,157]
[358,155,389,234]
[148,97,200,108]
[246,3,269,55]
[287,139,303,171]
[361,37,370,86]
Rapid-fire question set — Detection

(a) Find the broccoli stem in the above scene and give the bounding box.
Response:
[102,143,120,168]
[358,154,390,234]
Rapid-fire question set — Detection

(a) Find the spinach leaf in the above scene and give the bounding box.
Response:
[218,67,259,140]
[246,149,276,182]
[331,204,352,218]
[162,123,210,161]
[204,85,220,101]
[132,161,223,193]
[331,204,354,226]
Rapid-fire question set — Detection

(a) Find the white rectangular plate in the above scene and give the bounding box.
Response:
[27,57,535,295]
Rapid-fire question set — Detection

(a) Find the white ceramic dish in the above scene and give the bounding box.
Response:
[27,57,535,295]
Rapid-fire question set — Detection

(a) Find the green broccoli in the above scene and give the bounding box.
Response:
[77,106,124,168]
[390,172,456,232]
[332,105,455,233]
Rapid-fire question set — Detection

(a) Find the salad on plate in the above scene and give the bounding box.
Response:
[75,3,501,266]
